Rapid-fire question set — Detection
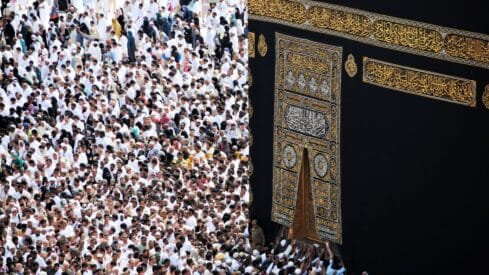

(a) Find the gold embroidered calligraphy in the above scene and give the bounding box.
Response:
[248,0,489,69]
[372,20,444,53]
[445,35,489,65]
[248,0,306,24]
[308,6,371,37]
[363,57,477,107]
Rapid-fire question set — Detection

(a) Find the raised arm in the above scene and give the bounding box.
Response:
[325,241,333,261]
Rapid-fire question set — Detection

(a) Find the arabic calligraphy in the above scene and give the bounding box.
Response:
[248,0,489,69]
[308,6,371,37]
[363,57,477,107]
[445,34,489,64]
[284,105,329,138]
[248,0,306,24]
[286,53,330,73]
[372,20,444,53]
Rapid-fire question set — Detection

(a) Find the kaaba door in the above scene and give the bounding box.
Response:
[291,148,321,243]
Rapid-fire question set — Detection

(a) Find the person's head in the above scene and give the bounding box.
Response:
[332,255,342,269]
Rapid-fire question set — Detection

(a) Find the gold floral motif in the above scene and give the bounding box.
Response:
[248,32,255,58]
[248,0,489,69]
[272,33,342,244]
[344,54,358,78]
[483,85,489,109]
[257,34,268,57]
[363,57,477,107]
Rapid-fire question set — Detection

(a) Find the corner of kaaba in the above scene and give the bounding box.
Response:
[248,0,489,273]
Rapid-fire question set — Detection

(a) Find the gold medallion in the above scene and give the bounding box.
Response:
[345,54,358,78]
[258,34,268,57]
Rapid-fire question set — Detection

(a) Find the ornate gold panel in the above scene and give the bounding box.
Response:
[248,0,489,69]
[248,32,255,58]
[272,130,304,226]
[363,57,477,107]
[272,33,342,243]
[276,36,341,103]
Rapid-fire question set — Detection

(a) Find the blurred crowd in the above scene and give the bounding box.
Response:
[0,0,252,273]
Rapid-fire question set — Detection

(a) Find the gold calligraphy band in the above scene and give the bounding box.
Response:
[362,57,477,107]
[249,0,489,69]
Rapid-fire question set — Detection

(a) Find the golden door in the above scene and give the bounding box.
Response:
[291,148,321,243]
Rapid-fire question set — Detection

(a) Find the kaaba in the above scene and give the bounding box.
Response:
[248,0,489,273]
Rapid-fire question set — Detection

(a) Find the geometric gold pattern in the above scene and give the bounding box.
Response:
[272,33,342,243]
[363,57,477,107]
[249,0,489,69]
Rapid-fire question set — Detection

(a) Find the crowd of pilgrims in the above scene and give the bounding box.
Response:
[0,0,347,274]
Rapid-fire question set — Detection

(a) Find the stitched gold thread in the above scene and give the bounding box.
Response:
[362,57,477,107]
[248,0,489,69]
